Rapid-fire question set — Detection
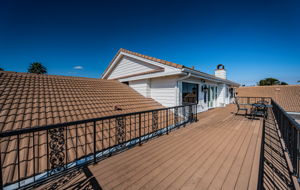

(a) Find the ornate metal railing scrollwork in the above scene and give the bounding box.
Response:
[48,128,65,173]
[0,103,198,189]
[152,111,158,132]
[116,116,126,144]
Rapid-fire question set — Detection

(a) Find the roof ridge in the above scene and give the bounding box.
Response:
[0,71,109,81]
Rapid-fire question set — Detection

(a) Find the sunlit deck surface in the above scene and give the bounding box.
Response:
[38,104,268,190]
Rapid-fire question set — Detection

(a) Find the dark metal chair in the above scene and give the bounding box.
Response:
[235,98,248,116]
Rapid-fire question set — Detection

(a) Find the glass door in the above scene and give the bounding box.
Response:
[208,86,217,108]
[208,86,213,108]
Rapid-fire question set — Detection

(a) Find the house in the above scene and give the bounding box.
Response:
[0,55,299,190]
[101,49,240,112]
[237,85,300,123]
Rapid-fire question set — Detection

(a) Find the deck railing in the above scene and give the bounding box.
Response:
[235,96,272,105]
[0,104,197,189]
[237,96,300,185]
[271,99,300,179]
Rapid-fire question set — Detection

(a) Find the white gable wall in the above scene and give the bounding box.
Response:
[107,56,161,79]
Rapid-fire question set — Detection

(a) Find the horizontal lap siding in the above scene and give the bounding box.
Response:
[107,57,159,79]
[150,77,177,107]
[129,80,150,98]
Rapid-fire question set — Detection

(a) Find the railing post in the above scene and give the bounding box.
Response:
[195,104,198,122]
[93,121,96,163]
[0,145,3,190]
[139,113,142,146]
[166,109,169,135]
[293,127,298,176]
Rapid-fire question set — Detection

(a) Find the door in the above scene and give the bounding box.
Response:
[208,86,217,108]
[208,86,214,108]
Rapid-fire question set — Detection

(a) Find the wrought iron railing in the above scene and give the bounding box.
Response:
[0,104,197,189]
[235,96,272,105]
[236,96,300,188]
[271,99,300,179]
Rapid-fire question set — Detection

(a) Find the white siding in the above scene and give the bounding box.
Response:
[150,77,177,107]
[129,79,150,97]
[107,56,161,79]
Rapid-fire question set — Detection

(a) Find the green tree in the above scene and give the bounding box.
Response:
[28,62,47,74]
[258,78,288,86]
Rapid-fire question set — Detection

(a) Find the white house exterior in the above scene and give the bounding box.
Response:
[102,49,240,112]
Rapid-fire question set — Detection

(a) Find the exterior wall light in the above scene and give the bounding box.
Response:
[202,85,208,92]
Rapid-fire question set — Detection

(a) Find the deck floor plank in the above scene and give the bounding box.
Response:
[89,105,264,190]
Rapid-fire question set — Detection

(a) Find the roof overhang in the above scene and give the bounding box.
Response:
[181,68,240,87]
[118,71,185,82]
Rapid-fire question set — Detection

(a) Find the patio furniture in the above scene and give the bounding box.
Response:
[250,103,272,119]
[235,98,248,116]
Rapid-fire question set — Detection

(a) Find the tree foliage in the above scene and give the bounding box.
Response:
[258,78,288,86]
[28,62,47,74]
[0,68,3,71]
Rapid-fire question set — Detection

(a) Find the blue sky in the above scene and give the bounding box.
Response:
[0,0,299,85]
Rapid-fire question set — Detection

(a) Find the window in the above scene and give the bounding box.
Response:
[182,82,198,104]
[229,88,234,98]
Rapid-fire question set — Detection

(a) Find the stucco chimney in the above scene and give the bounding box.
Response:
[215,64,226,79]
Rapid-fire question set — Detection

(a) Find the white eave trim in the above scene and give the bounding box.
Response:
[102,51,179,79]
[118,71,184,82]
[181,68,240,86]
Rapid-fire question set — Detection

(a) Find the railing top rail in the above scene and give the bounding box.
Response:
[236,96,272,98]
[0,103,197,138]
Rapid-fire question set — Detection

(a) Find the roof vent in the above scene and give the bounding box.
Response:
[114,105,122,111]
[215,64,226,79]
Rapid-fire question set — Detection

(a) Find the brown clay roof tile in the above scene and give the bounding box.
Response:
[237,85,300,112]
[0,71,163,132]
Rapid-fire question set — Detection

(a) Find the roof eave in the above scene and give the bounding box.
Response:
[182,68,240,86]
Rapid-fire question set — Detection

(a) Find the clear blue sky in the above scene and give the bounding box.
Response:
[1,0,299,85]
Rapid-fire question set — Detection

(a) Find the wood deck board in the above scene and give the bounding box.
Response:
[89,105,264,190]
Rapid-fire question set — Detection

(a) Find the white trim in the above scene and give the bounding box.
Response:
[287,112,300,115]
[181,68,240,86]
[118,71,184,82]
[102,51,180,79]
[102,53,123,79]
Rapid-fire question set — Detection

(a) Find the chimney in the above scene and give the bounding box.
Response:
[215,64,226,79]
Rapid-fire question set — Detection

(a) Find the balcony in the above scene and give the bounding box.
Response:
[0,98,299,189]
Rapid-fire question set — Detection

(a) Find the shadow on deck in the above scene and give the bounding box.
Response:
[262,108,295,189]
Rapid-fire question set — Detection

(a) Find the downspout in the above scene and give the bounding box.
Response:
[176,72,192,106]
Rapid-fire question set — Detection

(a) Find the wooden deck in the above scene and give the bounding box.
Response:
[35,104,300,190]
[86,105,263,190]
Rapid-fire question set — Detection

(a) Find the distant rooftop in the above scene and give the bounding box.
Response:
[237,85,300,112]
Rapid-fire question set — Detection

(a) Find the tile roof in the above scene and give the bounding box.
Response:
[237,85,300,112]
[119,48,186,69]
[0,71,163,132]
